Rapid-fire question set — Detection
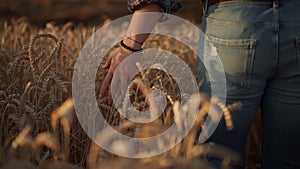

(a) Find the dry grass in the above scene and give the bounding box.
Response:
[0,18,261,169]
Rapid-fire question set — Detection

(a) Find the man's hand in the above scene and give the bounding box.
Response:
[99,46,132,104]
[100,44,144,105]
[99,2,162,106]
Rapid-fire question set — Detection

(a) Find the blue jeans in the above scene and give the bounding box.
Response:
[199,0,300,168]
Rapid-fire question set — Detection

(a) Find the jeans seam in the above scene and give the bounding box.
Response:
[295,37,300,75]
[244,39,256,88]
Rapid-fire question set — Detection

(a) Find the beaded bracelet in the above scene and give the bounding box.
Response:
[120,40,142,52]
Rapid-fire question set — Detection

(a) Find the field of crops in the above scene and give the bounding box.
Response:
[0,17,262,169]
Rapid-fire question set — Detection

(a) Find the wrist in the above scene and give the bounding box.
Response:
[123,36,143,49]
[125,35,144,46]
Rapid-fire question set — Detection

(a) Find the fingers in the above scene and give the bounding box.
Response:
[121,75,130,102]
[102,55,112,69]
[110,68,121,109]
[100,50,116,99]
[99,47,134,105]
[108,90,113,106]
[99,72,113,98]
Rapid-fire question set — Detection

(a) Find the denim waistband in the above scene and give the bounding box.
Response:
[203,0,300,15]
[208,0,299,7]
[202,0,300,28]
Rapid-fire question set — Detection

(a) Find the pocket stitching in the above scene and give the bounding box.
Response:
[207,35,256,47]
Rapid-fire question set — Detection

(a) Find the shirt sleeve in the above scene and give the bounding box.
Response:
[127,0,182,14]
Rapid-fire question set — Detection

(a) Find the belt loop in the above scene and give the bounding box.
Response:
[273,0,279,32]
[273,0,279,8]
[203,0,209,15]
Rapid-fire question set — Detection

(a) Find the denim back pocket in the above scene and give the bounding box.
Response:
[202,35,257,88]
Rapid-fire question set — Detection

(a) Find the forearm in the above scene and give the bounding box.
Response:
[123,3,162,49]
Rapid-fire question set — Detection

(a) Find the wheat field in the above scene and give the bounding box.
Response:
[0,18,262,169]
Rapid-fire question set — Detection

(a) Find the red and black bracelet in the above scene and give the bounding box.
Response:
[120,40,143,52]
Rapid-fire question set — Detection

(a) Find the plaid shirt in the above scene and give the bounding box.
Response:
[127,0,182,14]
